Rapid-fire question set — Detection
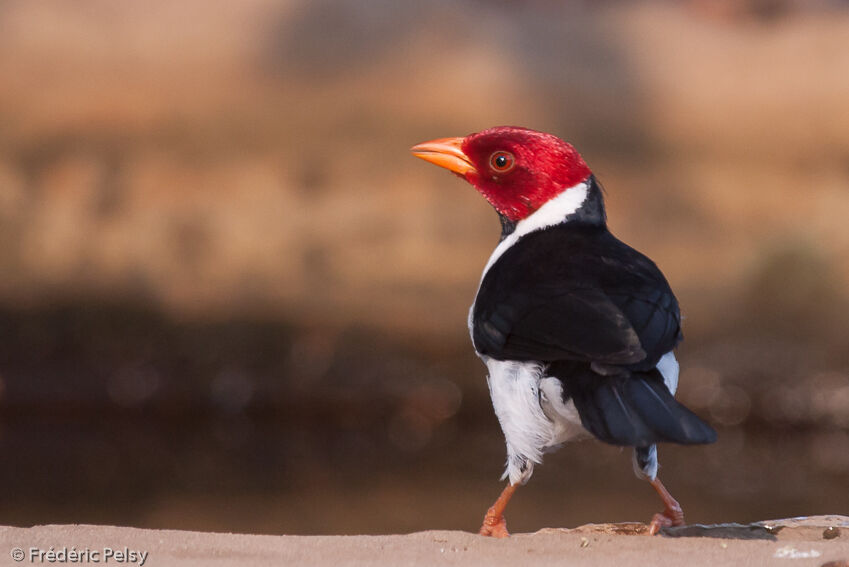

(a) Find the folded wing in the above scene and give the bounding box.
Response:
[472,223,682,370]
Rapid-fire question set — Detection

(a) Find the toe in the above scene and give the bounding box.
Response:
[648,512,672,535]
[648,509,685,536]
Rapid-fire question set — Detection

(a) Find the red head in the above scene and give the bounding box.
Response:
[411,126,591,222]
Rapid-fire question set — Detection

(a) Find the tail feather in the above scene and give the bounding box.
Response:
[552,362,717,447]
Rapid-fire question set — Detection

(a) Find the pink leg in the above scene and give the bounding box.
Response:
[479,483,518,538]
[648,477,685,535]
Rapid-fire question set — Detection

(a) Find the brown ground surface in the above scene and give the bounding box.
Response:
[1,516,847,567]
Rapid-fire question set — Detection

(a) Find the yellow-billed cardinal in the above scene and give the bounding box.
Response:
[411,126,716,537]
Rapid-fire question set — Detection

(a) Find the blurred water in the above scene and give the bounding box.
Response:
[0,304,847,533]
[1,411,847,534]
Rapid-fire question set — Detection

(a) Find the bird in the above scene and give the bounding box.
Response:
[410,126,717,537]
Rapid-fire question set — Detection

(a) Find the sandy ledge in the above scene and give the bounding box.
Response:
[1,516,847,567]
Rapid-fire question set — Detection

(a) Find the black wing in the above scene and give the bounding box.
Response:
[472,223,682,370]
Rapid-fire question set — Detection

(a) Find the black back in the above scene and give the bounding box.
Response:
[472,219,682,372]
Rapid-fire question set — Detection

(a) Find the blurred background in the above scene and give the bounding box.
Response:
[1,0,848,535]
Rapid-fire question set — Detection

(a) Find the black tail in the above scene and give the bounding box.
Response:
[551,362,717,447]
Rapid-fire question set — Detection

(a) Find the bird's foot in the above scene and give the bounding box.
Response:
[479,482,518,538]
[648,502,684,535]
[479,508,511,538]
[647,476,685,535]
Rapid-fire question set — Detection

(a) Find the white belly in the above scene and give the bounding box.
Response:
[484,358,586,485]
[483,351,680,485]
[538,376,592,445]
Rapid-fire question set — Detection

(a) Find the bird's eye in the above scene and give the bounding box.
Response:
[489,151,515,173]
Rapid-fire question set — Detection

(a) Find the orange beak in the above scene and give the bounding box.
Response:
[410,137,477,176]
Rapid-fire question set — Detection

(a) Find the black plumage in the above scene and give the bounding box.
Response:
[473,224,682,369]
[472,178,715,447]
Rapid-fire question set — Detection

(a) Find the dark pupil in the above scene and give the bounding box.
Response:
[495,154,508,168]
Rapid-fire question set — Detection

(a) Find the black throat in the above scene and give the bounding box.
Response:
[570,175,607,226]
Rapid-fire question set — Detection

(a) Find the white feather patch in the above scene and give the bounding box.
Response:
[484,357,552,485]
[539,377,591,446]
[632,444,658,480]
[656,351,679,395]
